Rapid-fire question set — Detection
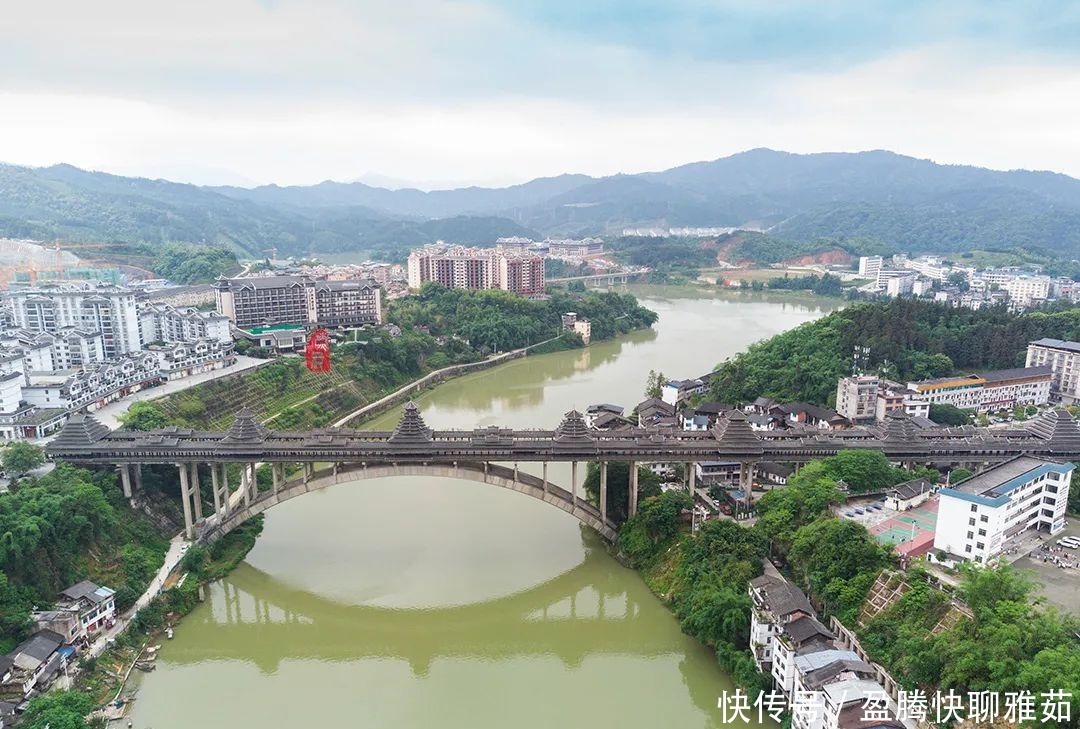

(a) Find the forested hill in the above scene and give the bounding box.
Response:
[708,299,1080,406]
[0,163,537,258]
[5,149,1080,257]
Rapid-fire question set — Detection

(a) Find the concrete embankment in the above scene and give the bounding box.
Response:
[333,337,562,427]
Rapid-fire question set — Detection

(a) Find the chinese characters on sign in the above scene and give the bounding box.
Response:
[717,689,1073,724]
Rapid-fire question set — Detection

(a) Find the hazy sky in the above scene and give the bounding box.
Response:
[2,0,1079,188]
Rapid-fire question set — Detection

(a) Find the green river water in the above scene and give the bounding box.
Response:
[127,288,838,729]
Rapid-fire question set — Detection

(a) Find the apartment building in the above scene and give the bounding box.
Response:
[749,572,815,671]
[499,255,546,296]
[874,388,930,421]
[6,283,142,358]
[1003,275,1052,308]
[407,245,545,296]
[1026,338,1080,404]
[215,275,382,329]
[20,352,162,412]
[978,366,1052,411]
[749,570,904,729]
[139,303,232,345]
[906,366,1050,412]
[215,276,309,328]
[546,237,604,259]
[933,456,1072,564]
[307,279,383,327]
[835,375,880,424]
[857,256,882,281]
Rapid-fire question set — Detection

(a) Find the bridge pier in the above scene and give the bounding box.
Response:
[133,463,142,492]
[117,464,132,499]
[542,462,549,494]
[211,462,223,515]
[571,461,579,509]
[740,461,754,511]
[241,465,251,506]
[220,463,231,516]
[190,463,203,522]
[599,462,608,523]
[178,462,194,540]
[272,463,283,495]
[687,461,696,494]
[628,461,639,517]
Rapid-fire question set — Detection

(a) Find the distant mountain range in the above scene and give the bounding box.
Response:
[4,148,1080,260]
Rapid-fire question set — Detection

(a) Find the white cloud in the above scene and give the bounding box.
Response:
[1,3,1079,186]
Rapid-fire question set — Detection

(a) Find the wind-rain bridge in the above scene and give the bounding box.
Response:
[46,403,1080,544]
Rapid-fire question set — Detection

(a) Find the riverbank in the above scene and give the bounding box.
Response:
[71,520,265,714]
[332,333,574,427]
[121,291,837,729]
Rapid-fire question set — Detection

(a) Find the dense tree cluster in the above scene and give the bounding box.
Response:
[725,232,887,265]
[709,299,1080,405]
[765,273,844,296]
[152,242,238,283]
[0,465,168,652]
[620,455,1080,725]
[389,285,657,354]
[2,441,45,476]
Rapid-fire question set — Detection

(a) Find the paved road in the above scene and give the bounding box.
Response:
[81,535,191,661]
[90,355,269,429]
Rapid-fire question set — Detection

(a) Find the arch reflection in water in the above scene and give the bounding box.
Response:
[147,528,770,728]
[177,534,651,677]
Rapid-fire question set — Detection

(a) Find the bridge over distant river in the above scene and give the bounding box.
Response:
[46,403,1080,543]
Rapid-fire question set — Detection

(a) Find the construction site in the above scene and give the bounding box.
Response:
[0,238,137,288]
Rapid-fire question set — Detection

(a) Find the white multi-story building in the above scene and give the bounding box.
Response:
[875,388,930,421]
[21,352,162,412]
[906,366,1050,413]
[748,570,818,671]
[215,275,383,329]
[6,283,142,358]
[934,456,1072,564]
[858,256,882,281]
[1026,338,1080,404]
[1004,275,1052,308]
[906,374,985,410]
[978,366,1052,411]
[139,303,232,345]
[884,273,915,297]
[902,255,951,282]
[835,375,880,424]
[750,569,903,729]
[545,237,604,259]
[407,245,545,296]
[147,339,235,381]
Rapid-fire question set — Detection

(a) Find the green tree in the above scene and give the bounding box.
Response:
[19,690,96,729]
[947,271,970,291]
[821,450,896,493]
[928,403,970,426]
[949,467,973,484]
[119,401,170,431]
[787,518,890,622]
[2,441,44,476]
[644,369,666,399]
[617,491,692,565]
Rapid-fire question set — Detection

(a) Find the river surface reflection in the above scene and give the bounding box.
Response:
[128,289,838,729]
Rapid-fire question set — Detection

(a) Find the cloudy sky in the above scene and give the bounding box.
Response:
[1,0,1079,188]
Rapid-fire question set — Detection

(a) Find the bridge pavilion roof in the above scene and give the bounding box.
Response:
[43,405,1080,465]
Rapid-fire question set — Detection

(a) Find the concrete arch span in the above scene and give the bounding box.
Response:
[199,461,619,546]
